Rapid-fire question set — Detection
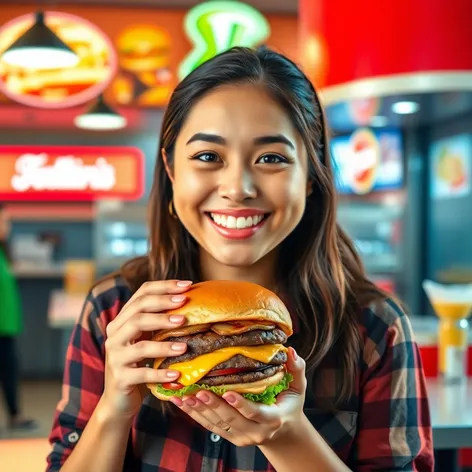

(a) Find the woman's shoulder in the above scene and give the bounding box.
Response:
[85,273,134,323]
[357,296,415,360]
[359,295,409,330]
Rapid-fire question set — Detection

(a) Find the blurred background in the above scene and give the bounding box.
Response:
[0,0,470,470]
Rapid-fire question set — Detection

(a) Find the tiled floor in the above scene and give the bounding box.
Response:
[0,380,61,471]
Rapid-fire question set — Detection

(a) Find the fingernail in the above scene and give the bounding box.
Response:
[169,315,184,323]
[171,295,186,303]
[166,370,179,379]
[197,392,210,403]
[170,397,183,407]
[225,394,236,404]
[171,343,186,351]
[177,280,192,287]
[185,397,196,407]
[291,347,298,361]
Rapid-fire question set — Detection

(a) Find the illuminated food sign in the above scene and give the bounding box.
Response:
[0,12,117,109]
[331,129,404,195]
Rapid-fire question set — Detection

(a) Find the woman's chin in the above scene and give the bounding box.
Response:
[207,248,264,269]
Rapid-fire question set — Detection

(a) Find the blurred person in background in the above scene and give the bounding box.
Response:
[0,203,37,431]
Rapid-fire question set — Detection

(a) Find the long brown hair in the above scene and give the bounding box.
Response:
[121,47,386,408]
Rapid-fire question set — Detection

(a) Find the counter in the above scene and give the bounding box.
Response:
[13,262,65,279]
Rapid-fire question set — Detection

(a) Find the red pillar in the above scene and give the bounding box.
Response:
[299,0,472,103]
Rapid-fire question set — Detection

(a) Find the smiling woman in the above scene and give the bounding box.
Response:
[166,82,310,270]
[47,46,434,472]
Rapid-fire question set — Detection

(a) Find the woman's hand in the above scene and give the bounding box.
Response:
[100,279,192,421]
[170,347,307,446]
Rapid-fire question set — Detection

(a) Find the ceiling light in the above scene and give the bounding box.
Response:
[1,11,79,70]
[391,101,420,115]
[370,116,389,127]
[74,95,127,130]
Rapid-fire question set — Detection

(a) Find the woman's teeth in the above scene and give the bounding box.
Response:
[210,213,264,229]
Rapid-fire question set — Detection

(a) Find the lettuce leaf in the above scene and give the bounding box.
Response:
[241,373,293,404]
[153,373,293,405]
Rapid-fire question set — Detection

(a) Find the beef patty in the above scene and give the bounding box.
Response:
[200,365,284,386]
[212,350,287,371]
[159,328,287,369]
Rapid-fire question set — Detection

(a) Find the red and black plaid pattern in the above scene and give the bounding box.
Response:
[47,277,434,471]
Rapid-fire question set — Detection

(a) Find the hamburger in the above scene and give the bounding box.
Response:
[147,280,293,405]
[116,25,171,73]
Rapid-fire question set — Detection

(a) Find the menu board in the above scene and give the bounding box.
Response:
[0,4,297,109]
[331,128,404,195]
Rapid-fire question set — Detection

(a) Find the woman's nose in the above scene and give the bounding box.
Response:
[218,166,257,201]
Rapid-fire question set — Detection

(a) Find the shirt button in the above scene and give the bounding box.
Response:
[210,433,221,443]
[67,432,79,443]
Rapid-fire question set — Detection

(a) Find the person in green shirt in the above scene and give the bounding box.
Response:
[0,203,37,431]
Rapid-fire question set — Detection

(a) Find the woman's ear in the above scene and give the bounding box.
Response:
[162,148,174,184]
[306,180,313,197]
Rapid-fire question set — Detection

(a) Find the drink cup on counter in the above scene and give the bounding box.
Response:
[423,279,472,383]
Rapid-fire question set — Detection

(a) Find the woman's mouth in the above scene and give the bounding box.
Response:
[205,212,270,240]
[209,212,266,229]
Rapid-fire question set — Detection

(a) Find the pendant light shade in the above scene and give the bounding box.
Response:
[1,11,79,70]
[74,94,127,130]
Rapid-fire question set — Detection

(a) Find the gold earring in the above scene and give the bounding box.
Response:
[168,200,178,219]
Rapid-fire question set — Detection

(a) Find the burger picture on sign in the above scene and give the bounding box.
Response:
[112,25,173,107]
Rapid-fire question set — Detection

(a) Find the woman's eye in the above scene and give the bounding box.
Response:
[194,152,220,163]
[257,154,287,164]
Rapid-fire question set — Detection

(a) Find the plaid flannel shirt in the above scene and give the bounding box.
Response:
[47,276,434,471]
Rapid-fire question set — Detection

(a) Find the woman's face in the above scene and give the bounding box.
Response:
[170,83,310,268]
[0,209,10,241]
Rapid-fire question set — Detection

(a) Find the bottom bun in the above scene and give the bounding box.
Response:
[148,371,286,402]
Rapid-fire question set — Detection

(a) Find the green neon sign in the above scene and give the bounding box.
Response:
[178,1,270,80]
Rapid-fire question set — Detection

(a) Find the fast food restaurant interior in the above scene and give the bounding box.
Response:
[0,0,471,470]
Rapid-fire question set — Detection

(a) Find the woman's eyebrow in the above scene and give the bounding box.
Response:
[186,133,226,145]
[186,133,295,150]
[253,134,295,150]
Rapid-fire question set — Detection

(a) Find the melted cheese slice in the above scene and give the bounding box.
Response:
[154,344,287,387]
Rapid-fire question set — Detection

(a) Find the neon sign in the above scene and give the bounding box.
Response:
[178,1,270,80]
[0,146,144,201]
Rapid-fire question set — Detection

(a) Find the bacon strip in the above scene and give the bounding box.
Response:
[153,323,211,341]
[154,320,276,342]
[210,321,276,335]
